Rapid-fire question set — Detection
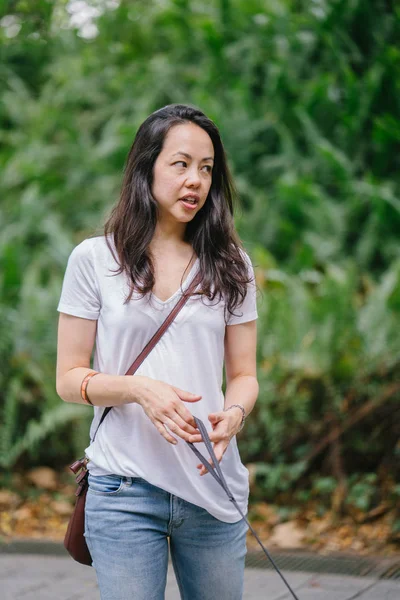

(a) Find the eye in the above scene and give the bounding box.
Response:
[172,161,212,174]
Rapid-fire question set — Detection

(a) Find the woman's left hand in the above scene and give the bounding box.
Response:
[188,408,243,476]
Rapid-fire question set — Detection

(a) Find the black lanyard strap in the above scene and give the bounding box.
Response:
[187,417,301,600]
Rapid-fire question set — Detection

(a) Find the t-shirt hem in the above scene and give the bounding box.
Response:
[87,459,248,524]
[227,310,258,326]
[57,303,99,320]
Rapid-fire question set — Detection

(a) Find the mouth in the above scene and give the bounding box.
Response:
[179,195,200,209]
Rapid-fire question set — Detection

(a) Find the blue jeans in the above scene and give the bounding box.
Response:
[85,473,248,600]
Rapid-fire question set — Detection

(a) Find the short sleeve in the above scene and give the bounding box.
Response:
[57,239,101,320]
[226,251,259,326]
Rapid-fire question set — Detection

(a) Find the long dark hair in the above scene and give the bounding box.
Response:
[103,103,256,322]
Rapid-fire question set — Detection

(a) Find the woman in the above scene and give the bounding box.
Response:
[56,103,259,600]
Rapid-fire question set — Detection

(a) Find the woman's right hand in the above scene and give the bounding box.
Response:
[136,377,202,445]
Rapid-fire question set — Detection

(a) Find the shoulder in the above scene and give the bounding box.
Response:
[229,243,253,264]
[233,246,256,276]
[63,237,108,280]
[69,236,97,257]
[69,235,113,263]
[241,249,253,265]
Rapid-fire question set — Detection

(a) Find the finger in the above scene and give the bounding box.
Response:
[171,386,202,403]
[209,430,230,442]
[154,421,178,445]
[208,411,225,425]
[169,412,199,435]
[189,429,228,443]
[174,404,199,430]
[198,441,228,475]
[199,461,214,476]
[212,443,229,466]
[163,416,196,442]
[213,450,223,463]
[188,433,203,443]
[188,421,226,443]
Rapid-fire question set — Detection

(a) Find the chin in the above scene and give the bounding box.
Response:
[174,206,199,220]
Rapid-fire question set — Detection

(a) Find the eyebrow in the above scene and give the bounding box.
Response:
[171,151,214,162]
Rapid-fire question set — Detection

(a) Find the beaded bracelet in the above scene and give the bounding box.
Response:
[223,404,246,431]
[80,371,100,406]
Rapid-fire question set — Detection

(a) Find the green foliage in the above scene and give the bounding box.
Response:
[240,254,400,510]
[0,1,399,523]
[345,473,378,512]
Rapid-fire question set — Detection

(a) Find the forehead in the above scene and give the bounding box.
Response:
[162,123,214,157]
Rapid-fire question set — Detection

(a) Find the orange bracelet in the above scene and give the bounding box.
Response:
[80,371,100,406]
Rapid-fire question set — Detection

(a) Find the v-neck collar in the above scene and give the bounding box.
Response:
[151,257,200,306]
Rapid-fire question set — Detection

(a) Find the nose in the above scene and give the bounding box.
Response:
[186,165,201,187]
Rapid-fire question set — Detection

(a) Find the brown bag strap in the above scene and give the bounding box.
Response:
[92,270,202,441]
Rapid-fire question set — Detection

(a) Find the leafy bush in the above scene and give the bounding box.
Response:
[240,253,400,512]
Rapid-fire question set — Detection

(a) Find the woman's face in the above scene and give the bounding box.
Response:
[151,122,214,226]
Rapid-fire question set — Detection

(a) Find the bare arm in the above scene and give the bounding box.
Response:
[223,319,259,423]
[56,312,148,407]
[56,312,201,442]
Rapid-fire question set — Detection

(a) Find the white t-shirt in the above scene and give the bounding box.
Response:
[57,234,258,522]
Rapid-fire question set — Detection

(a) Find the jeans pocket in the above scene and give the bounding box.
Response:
[88,473,125,496]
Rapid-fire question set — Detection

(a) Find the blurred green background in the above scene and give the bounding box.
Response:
[1,1,399,534]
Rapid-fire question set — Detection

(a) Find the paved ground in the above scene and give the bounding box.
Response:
[1,554,399,599]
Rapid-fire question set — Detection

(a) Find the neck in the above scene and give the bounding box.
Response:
[150,220,188,251]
